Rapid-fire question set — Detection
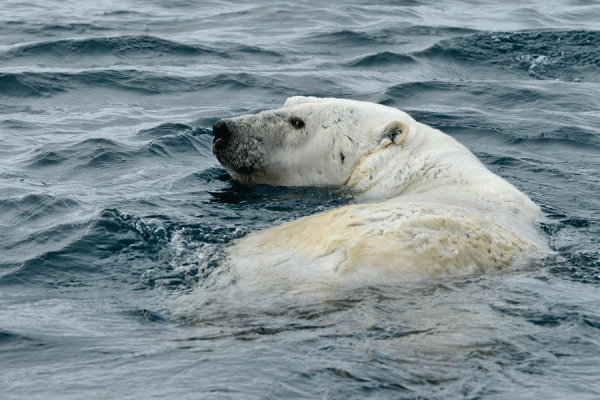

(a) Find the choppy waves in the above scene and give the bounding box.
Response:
[2,35,215,59]
[2,1,600,398]
[2,30,600,102]
[423,31,600,81]
[2,21,600,312]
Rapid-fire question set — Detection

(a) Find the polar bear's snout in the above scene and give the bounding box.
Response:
[211,117,269,183]
[213,120,231,140]
[211,119,237,170]
[211,118,242,166]
[212,119,233,150]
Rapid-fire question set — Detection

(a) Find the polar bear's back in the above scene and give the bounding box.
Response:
[227,200,548,287]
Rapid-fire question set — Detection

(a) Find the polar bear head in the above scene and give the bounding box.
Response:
[212,96,414,187]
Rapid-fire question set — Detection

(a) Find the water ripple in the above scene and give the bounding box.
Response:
[1,35,218,60]
[417,30,600,82]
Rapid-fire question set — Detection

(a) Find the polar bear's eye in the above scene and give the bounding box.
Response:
[290,117,305,130]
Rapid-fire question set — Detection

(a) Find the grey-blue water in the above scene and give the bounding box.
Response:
[1,1,600,399]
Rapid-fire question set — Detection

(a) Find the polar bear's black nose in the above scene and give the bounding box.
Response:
[213,120,232,141]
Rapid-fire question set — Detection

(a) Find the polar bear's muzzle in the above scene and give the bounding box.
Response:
[212,120,232,145]
[211,119,234,163]
[211,119,266,180]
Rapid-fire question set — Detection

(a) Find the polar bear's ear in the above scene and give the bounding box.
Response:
[378,121,409,145]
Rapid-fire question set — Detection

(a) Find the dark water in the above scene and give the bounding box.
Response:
[2,1,600,398]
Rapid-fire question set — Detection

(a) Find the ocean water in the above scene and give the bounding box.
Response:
[1,0,600,398]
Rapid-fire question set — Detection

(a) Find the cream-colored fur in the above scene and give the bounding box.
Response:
[211,97,549,286]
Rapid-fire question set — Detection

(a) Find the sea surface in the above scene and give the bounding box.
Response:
[1,1,600,399]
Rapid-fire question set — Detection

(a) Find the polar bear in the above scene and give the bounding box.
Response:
[211,96,549,286]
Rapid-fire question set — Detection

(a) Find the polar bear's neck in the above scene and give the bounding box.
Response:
[345,122,538,216]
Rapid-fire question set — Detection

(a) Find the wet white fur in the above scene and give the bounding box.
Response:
[217,97,549,288]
